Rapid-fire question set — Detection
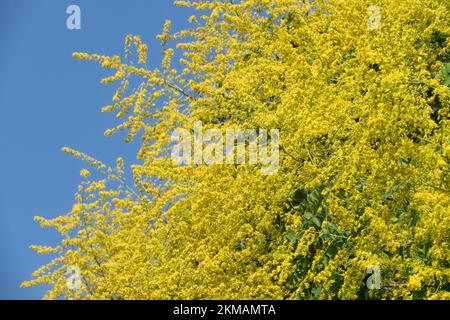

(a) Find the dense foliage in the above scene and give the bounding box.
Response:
[23,0,450,299]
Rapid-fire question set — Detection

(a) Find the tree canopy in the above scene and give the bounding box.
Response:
[23,0,450,299]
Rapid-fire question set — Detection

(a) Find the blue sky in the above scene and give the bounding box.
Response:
[0,0,193,299]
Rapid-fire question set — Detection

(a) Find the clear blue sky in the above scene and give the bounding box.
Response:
[0,0,193,299]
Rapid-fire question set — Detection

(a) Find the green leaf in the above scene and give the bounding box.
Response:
[111,293,124,300]
[311,216,321,228]
[285,230,297,242]
[398,157,411,166]
[307,189,321,205]
[437,63,450,87]
[311,284,323,299]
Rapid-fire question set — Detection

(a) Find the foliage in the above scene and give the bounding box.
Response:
[22,0,450,299]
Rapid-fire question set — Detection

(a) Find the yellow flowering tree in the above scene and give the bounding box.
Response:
[23,0,450,299]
